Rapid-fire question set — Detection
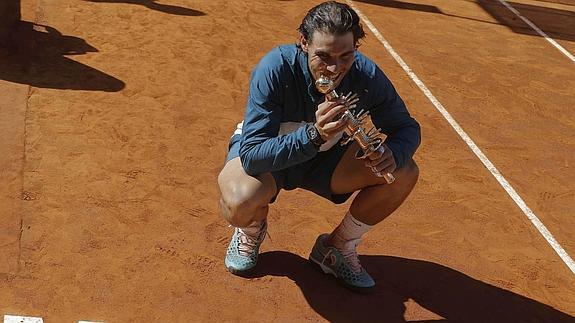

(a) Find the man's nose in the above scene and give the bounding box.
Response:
[326,60,341,73]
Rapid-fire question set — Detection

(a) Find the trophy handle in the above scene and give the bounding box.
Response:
[354,139,395,184]
[315,75,394,185]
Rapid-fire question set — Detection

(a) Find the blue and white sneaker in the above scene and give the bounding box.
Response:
[309,233,375,293]
[225,220,267,275]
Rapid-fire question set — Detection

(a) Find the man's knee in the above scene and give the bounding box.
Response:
[395,158,419,186]
[217,168,274,227]
[219,186,263,227]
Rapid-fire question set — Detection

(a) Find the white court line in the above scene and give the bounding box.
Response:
[496,0,575,63]
[3,316,102,323]
[346,0,575,275]
[4,315,43,323]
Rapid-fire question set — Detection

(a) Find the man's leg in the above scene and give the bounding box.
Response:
[218,157,277,274]
[218,157,277,228]
[331,143,419,226]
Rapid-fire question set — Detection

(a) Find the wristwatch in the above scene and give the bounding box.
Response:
[306,123,326,147]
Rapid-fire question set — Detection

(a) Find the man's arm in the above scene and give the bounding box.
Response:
[368,67,421,169]
[239,49,318,176]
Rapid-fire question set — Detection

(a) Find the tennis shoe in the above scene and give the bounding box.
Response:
[225,220,267,275]
[309,233,375,292]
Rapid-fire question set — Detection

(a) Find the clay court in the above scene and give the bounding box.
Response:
[1,0,574,321]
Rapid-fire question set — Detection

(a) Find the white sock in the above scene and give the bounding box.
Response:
[239,220,265,236]
[331,212,373,250]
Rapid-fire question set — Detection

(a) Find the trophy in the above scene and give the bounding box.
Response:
[315,75,395,184]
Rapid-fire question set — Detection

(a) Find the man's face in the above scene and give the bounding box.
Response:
[301,30,356,90]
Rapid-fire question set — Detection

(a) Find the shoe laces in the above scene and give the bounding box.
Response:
[236,221,267,257]
[340,238,363,273]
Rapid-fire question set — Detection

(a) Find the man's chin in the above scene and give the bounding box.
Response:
[330,78,343,90]
[332,72,346,87]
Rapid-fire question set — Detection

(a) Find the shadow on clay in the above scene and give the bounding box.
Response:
[245,251,574,323]
[0,21,125,92]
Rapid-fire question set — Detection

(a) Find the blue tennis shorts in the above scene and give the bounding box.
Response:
[225,134,353,204]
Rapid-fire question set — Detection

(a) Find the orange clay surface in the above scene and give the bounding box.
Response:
[1,0,574,321]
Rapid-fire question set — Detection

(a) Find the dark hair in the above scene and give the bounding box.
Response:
[298,1,366,46]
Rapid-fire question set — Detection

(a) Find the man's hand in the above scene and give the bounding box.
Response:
[314,98,349,141]
[365,144,396,177]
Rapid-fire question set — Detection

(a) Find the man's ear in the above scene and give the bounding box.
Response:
[300,34,309,53]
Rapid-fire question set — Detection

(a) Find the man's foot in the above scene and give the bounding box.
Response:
[225,220,267,275]
[309,233,375,292]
